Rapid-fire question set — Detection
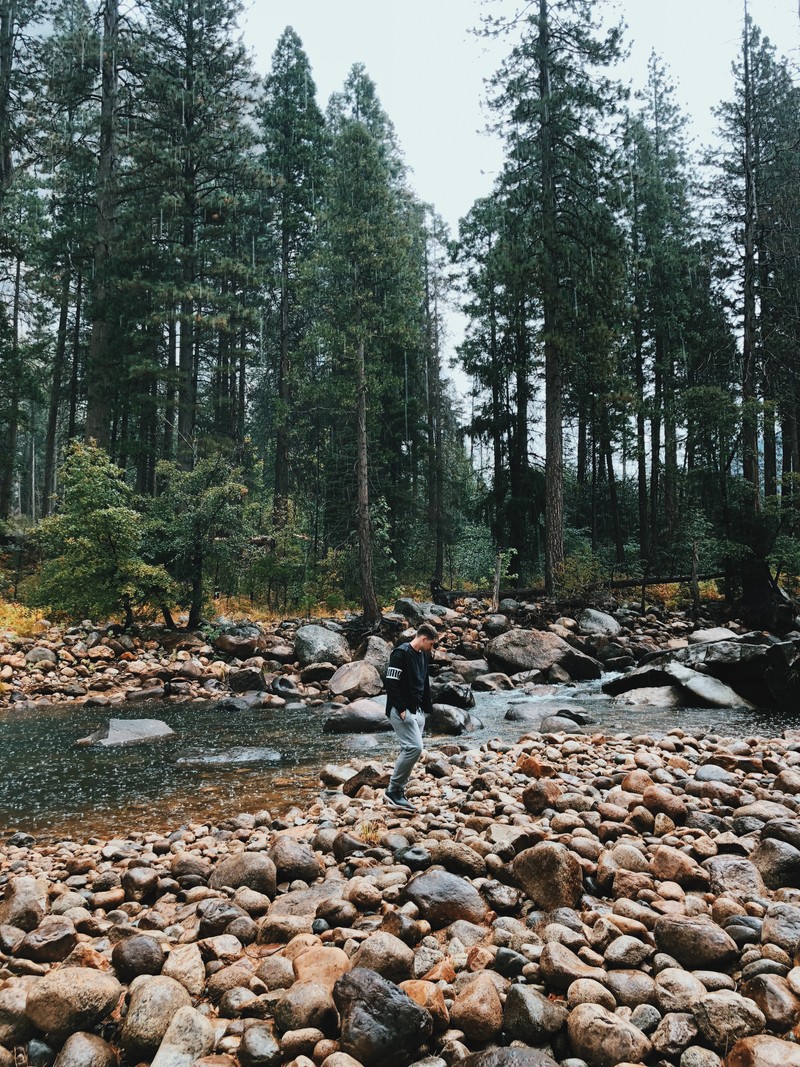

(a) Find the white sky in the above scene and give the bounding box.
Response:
[242,0,799,236]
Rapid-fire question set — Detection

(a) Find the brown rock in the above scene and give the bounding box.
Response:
[654,914,738,969]
[743,974,800,1033]
[398,980,449,1031]
[567,1002,652,1067]
[449,972,503,1042]
[725,1034,800,1067]
[513,842,583,910]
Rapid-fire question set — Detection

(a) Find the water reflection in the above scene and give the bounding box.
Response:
[0,682,792,841]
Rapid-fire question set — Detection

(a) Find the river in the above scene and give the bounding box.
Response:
[0,681,792,841]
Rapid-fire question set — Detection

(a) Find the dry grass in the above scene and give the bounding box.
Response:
[0,599,42,638]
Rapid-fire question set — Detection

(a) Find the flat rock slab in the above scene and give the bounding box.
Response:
[77,719,176,747]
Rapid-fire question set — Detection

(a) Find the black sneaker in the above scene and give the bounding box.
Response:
[385,791,415,812]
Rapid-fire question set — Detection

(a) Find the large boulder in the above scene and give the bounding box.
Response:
[334,967,433,1067]
[328,661,383,699]
[429,675,475,709]
[322,699,392,734]
[427,704,480,735]
[688,626,738,644]
[578,609,621,637]
[362,636,392,678]
[488,629,601,680]
[294,625,351,668]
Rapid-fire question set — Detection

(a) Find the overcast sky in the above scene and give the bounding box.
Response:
[242,0,799,236]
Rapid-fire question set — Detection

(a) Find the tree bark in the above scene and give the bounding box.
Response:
[539,0,564,595]
[741,8,760,508]
[0,252,22,518]
[356,339,381,625]
[84,0,119,448]
[273,191,291,528]
[42,268,71,515]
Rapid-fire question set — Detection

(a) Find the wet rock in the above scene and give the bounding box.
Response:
[149,1005,215,1067]
[77,718,176,746]
[539,942,606,991]
[724,1034,800,1067]
[654,914,738,969]
[398,981,449,1032]
[52,1033,116,1067]
[120,975,192,1060]
[750,838,800,889]
[651,1012,698,1057]
[503,983,568,1043]
[566,1001,652,1067]
[17,916,77,962]
[273,983,337,1035]
[322,699,392,734]
[512,842,583,909]
[462,1052,558,1067]
[333,967,433,1067]
[210,853,277,898]
[403,871,488,927]
[111,933,165,981]
[449,972,503,1042]
[742,973,800,1032]
[121,865,160,902]
[25,970,122,1039]
[429,677,475,709]
[427,705,476,735]
[692,990,766,1049]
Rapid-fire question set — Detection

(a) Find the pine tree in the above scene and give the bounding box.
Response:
[257,26,325,529]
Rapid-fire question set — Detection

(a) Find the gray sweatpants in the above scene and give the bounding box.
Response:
[388,708,426,793]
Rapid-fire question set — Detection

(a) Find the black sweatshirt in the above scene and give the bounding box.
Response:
[385,641,432,716]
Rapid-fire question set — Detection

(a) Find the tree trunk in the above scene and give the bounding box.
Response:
[741,10,760,508]
[273,198,291,528]
[188,553,203,629]
[539,0,563,595]
[177,1,197,469]
[356,339,381,625]
[42,268,71,515]
[68,271,82,440]
[163,315,176,460]
[0,0,16,199]
[0,252,22,519]
[84,0,119,448]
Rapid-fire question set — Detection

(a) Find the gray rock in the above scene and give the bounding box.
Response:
[427,704,478,735]
[322,698,392,734]
[120,975,192,1060]
[651,1013,698,1057]
[77,718,176,746]
[149,1006,215,1067]
[294,625,351,668]
[578,609,621,637]
[703,856,766,898]
[0,876,46,931]
[688,627,738,644]
[350,932,414,983]
[17,915,77,963]
[665,663,755,709]
[334,967,433,1067]
[238,1021,282,1067]
[488,629,601,680]
[503,984,568,1042]
[750,838,800,889]
[328,661,383,699]
[272,982,337,1035]
[25,969,122,1039]
[761,902,800,953]
[362,636,392,678]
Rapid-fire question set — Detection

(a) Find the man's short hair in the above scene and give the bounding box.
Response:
[417,622,438,641]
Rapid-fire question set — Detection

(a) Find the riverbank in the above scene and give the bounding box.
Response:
[3,724,800,1067]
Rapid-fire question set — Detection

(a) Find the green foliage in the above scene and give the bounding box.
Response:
[146,456,250,626]
[32,442,172,625]
[556,544,612,605]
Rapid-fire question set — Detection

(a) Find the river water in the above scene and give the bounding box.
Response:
[0,682,792,842]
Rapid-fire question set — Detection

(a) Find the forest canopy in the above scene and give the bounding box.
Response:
[1,0,799,626]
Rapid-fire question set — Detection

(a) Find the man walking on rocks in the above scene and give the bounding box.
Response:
[384,622,437,812]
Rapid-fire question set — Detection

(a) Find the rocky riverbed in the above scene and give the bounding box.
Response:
[4,722,800,1067]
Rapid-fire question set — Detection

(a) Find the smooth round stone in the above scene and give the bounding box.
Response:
[692,990,766,1049]
[630,1002,662,1035]
[53,1033,117,1067]
[655,969,707,1013]
[566,979,616,1011]
[111,934,166,981]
